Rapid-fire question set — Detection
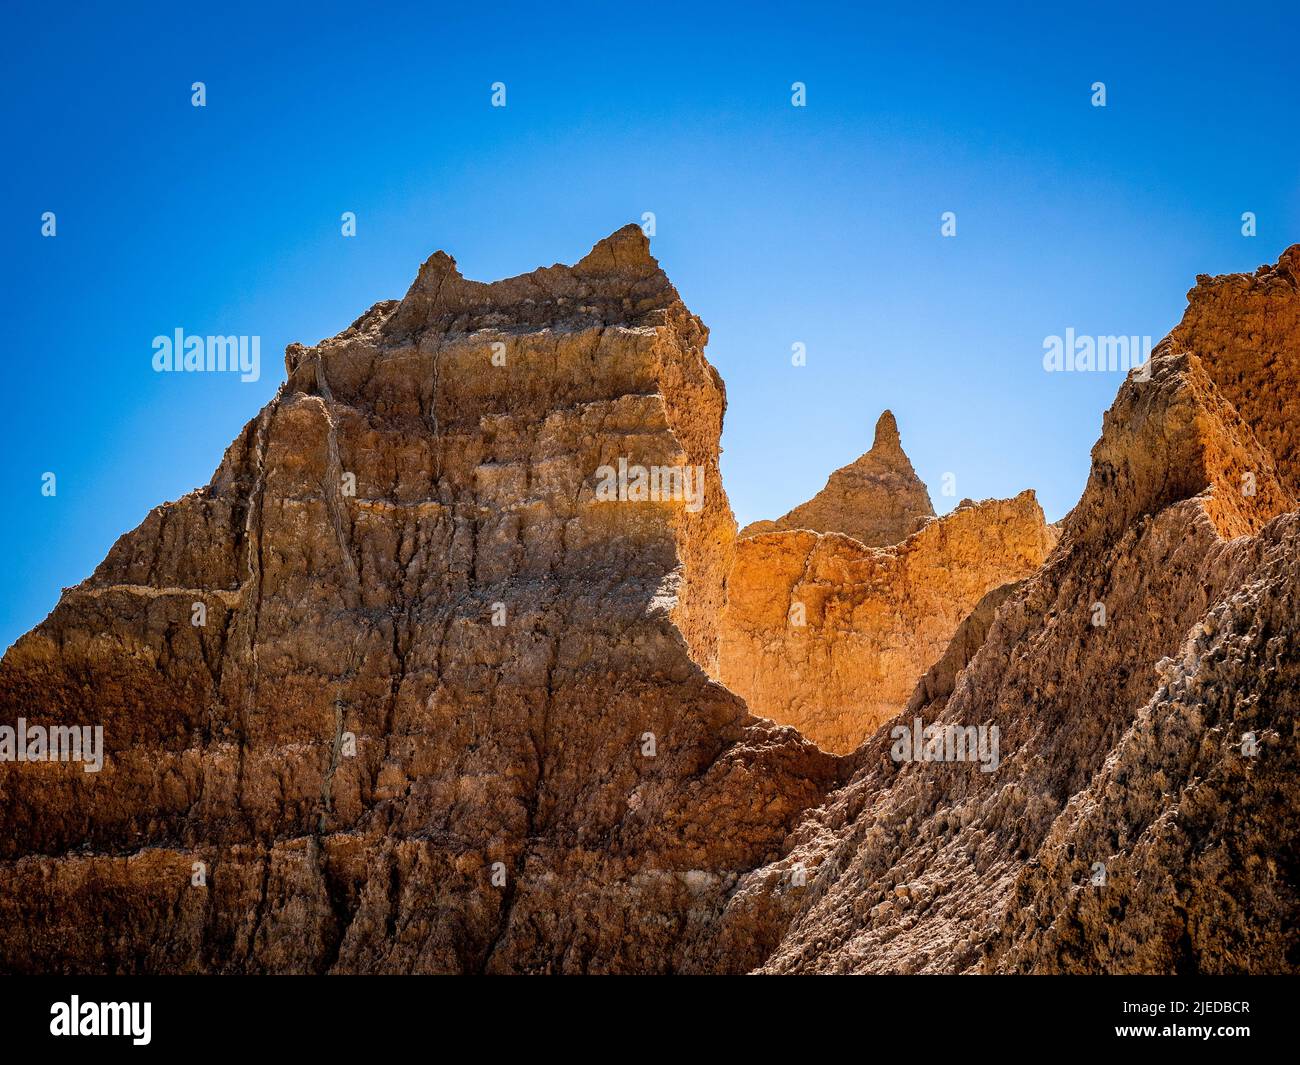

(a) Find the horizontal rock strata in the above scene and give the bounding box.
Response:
[0,227,841,974]
[3,237,1297,976]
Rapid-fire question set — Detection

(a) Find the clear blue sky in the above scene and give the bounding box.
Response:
[2,1,1297,650]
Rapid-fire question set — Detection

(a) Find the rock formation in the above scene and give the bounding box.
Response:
[2,234,1298,976]
[740,410,935,547]
[0,226,841,974]
[719,493,1057,753]
[695,247,1300,974]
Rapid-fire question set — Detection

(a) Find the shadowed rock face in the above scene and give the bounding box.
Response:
[693,248,1300,975]
[719,492,1057,753]
[0,226,840,974]
[3,236,1298,976]
[740,410,936,547]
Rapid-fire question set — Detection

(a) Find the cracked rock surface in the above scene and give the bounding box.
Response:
[695,247,1300,974]
[2,237,1297,975]
[720,492,1057,753]
[0,227,840,974]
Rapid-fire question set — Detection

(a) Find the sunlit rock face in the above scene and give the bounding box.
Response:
[720,491,1057,754]
[3,237,1297,976]
[740,410,935,548]
[693,247,1300,975]
[0,227,840,974]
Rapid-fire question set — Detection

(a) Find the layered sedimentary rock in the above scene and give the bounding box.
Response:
[740,411,935,546]
[4,235,1298,977]
[0,226,841,974]
[694,247,1300,974]
[719,493,1057,753]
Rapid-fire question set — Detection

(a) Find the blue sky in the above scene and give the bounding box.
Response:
[2,0,1298,650]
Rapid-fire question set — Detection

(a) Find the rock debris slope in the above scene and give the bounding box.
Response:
[696,247,1300,974]
[0,226,840,974]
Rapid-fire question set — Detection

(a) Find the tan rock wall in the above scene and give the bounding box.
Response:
[719,492,1057,753]
[0,227,839,974]
[692,248,1300,975]
[3,235,1297,977]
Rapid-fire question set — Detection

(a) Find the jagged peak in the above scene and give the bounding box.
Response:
[740,408,936,546]
[872,409,901,452]
[383,224,675,337]
[574,223,657,276]
[1190,242,1300,296]
[852,409,918,477]
[403,224,656,294]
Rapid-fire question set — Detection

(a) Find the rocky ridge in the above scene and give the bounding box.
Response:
[2,236,1297,974]
[696,247,1300,973]
[0,226,840,974]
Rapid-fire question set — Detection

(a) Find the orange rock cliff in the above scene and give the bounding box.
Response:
[2,233,1297,974]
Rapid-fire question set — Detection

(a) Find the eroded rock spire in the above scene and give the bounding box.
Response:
[740,408,935,547]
